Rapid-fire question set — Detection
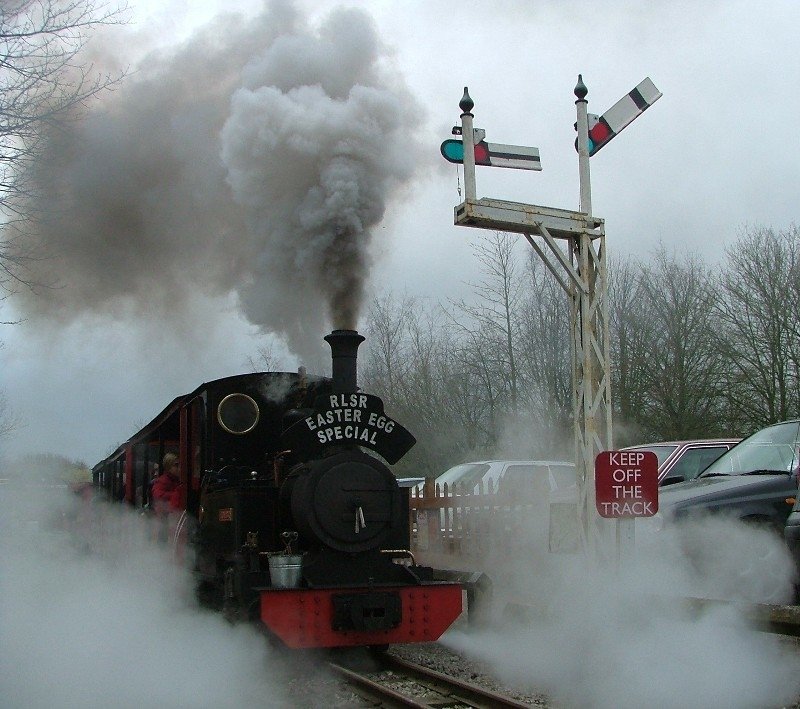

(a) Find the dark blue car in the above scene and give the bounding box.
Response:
[659,420,799,531]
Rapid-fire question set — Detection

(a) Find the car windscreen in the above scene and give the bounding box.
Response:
[550,464,577,489]
[670,446,730,481]
[701,421,800,476]
[626,445,678,468]
[435,463,491,491]
[498,465,545,494]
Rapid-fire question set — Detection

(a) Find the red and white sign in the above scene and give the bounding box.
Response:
[595,450,659,518]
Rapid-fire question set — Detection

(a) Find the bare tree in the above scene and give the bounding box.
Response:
[361,295,478,476]
[634,247,726,439]
[361,292,415,403]
[516,251,572,452]
[445,233,578,458]
[361,229,800,466]
[6,450,85,479]
[717,226,800,428]
[246,341,285,372]
[0,389,22,441]
[450,232,525,425]
[400,310,477,472]
[608,258,654,443]
[1,0,128,291]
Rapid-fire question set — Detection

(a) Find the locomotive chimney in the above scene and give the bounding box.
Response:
[324,329,365,393]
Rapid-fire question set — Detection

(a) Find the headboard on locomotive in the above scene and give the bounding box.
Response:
[280,330,416,556]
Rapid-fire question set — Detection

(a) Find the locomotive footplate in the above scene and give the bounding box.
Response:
[258,584,463,648]
[332,591,402,631]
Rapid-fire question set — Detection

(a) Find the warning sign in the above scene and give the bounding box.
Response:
[595,451,658,518]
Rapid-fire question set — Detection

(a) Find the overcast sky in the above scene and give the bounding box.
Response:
[2,0,799,466]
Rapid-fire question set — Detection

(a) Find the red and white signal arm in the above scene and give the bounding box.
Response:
[595,450,659,518]
[580,77,662,156]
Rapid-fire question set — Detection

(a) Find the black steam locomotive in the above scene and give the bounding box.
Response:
[92,330,465,649]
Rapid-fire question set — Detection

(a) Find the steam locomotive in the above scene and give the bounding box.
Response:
[92,330,470,649]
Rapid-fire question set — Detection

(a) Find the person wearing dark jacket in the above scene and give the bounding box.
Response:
[152,453,182,516]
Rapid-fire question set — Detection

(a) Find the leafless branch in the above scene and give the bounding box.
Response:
[1,0,129,293]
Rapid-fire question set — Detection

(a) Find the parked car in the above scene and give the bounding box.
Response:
[653,421,799,533]
[633,422,799,604]
[622,439,741,486]
[415,459,576,497]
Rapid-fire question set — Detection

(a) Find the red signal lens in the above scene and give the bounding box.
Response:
[589,122,612,145]
[473,141,490,165]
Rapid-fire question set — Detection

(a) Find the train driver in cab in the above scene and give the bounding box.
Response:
[152,453,183,516]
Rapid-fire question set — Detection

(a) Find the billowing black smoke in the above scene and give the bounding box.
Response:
[12,0,422,360]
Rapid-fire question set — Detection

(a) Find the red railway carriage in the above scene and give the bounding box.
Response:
[92,330,468,649]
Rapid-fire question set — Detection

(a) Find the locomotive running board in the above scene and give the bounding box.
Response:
[259,584,463,649]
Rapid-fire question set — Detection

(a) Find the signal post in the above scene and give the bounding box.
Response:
[573,75,615,556]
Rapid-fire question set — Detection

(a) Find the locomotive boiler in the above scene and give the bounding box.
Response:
[92,330,465,649]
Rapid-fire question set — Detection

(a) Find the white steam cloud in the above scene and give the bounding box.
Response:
[13,0,422,360]
[437,509,800,708]
[0,484,293,708]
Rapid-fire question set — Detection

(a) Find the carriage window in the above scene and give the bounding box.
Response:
[217,393,259,434]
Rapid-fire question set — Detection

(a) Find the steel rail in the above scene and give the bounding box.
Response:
[329,653,532,708]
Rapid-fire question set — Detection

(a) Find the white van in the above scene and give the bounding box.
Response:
[419,459,576,496]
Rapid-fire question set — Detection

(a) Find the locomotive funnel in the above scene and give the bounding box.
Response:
[325,329,365,393]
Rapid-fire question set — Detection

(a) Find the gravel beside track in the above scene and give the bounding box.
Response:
[389,641,553,707]
[268,639,553,708]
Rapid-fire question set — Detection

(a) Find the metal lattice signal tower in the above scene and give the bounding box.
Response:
[449,78,622,555]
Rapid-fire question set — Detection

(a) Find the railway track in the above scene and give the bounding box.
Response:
[322,597,800,708]
[329,652,532,708]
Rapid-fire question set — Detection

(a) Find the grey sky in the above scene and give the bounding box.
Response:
[2,0,799,465]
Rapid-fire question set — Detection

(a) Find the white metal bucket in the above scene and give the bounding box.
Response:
[268,554,303,588]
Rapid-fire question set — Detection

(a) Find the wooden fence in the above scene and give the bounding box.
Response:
[408,479,576,568]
